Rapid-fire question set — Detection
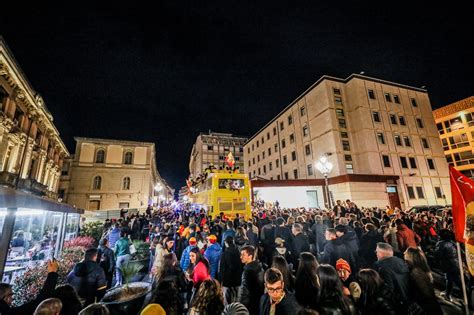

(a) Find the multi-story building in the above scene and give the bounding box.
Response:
[0,37,68,199]
[244,74,451,209]
[433,96,474,178]
[59,137,169,211]
[189,132,247,178]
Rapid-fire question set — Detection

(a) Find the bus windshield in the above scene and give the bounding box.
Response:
[218,178,245,190]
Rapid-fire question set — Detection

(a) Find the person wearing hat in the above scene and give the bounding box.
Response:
[180,237,197,272]
[272,237,293,267]
[204,234,223,279]
[335,258,360,299]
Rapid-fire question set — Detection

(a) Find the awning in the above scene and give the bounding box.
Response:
[0,185,84,214]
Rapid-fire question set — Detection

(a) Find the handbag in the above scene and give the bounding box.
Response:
[129,244,137,255]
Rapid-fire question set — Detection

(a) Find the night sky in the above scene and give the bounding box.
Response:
[1,3,472,191]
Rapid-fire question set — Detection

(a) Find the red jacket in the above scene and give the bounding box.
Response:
[192,261,210,287]
[396,224,421,252]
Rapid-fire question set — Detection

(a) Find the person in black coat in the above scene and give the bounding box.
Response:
[294,252,319,310]
[246,222,259,247]
[434,229,461,301]
[220,236,243,305]
[275,218,293,253]
[67,248,107,306]
[358,224,384,268]
[54,284,83,315]
[321,228,353,269]
[259,268,301,315]
[335,224,360,272]
[310,215,327,256]
[0,260,59,315]
[97,238,115,289]
[238,245,264,315]
[291,223,310,270]
[357,269,396,315]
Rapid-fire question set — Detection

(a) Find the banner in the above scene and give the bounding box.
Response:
[225,152,235,168]
[449,166,474,275]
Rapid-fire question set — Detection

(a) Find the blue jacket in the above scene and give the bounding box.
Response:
[108,228,120,248]
[204,243,222,279]
[180,245,196,272]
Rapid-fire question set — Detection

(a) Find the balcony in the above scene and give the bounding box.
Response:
[0,171,52,198]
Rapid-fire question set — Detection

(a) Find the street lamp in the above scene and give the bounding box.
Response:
[316,155,333,209]
[154,183,163,192]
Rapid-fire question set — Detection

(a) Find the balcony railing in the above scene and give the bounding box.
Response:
[0,171,53,198]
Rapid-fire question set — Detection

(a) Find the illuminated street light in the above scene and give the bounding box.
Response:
[154,183,163,192]
[316,155,333,209]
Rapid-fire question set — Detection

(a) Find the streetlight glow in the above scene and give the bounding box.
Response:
[316,155,333,209]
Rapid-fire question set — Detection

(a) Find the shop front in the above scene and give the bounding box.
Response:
[0,186,83,282]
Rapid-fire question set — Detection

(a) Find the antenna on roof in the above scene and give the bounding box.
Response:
[360,71,365,75]
[421,85,426,89]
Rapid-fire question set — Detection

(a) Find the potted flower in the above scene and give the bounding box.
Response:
[100,263,151,315]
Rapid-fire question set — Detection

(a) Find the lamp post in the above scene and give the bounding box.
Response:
[316,155,333,209]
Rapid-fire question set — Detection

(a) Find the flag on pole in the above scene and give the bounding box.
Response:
[449,166,474,275]
[225,152,235,168]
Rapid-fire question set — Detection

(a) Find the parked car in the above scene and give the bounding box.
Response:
[407,205,446,214]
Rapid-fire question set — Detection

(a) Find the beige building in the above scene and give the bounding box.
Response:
[245,74,451,209]
[59,137,169,211]
[189,132,247,178]
[433,96,474,178]
[0,37,68,199]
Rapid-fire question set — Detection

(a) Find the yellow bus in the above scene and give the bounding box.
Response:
[189,170,251,219]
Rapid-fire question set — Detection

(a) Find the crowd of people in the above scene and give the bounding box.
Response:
[0,200,467,314]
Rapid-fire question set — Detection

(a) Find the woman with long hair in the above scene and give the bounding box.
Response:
[294,252,319,309]
[234,227,249,249]
[148,280,182,315]
[189,279,224,315]
[404,247,442,314]
[187,247,211,288]
[271,255,295,292]
[54,284,82,315]
[357,269,396,314]
[316,264,355,315]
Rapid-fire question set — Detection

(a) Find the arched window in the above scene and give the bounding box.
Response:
[124,151,133,165]
[123,177,131,190]
[96,149,105,163]
[93,176,102,190]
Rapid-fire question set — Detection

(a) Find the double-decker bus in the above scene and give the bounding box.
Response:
[189,170,251,219]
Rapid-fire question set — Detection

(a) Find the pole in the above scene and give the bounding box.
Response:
[325,174,331,209]
[456,242,470,314]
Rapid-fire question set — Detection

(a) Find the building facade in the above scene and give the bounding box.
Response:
[59,137,169,211]
[0,37,68,199]
[189,132,247,178]
[433,96,474,178]
[244,74,451,209]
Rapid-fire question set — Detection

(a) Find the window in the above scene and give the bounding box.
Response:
[334,96,343,105]
[252,157,255,164]
[305,144,311,155]
[269,162,273,171]
[123,177,131,190]
[291,151,297,161]
[400,157,408,168]
[395,135,402,146]
[268,147,271,156]
[416,186,425,199]
[283,155,288,164]
[288,115,293,125]
[274,143,278,152]
[247,148,250,154]
[276,159,280,167]
[340,132,348,139]
[257,155,260,162]
[372,111,381,122]
[377,132,386,145]
[220,155,225,161]
[384,93,392,102]
[382,155,391,167]
[344,154,352,161]
[435,187,443,199]
[262,137,264,144]
[466,113,474,126]
[421,138,429,149]
[411,98,418,107]
[399,116,406,126]
[333,88,341,95]
[252,144,254,151]
[339,119,347,128]
[258,168,261,175]
[403,136,411,147]
[267,132,270,140]
[342,140,350,151]
[393,95,400,104]
[207,145,213,151]
[290,134,295,143]
[303,126,309,136]
[346,163,353,173]
[307,164,313,176]
[263,165,266,173]
[257,140,259,148]
[407,186,416,199]
[280,122,284,131]
[93,176,102,190]
[368,89,376,99]
[273,127,277,135]
[95,150,105,163]
[390,114,397,125]
[336,109,344,117]
[293,169,299,179]
[262,151,265,159]
[248,160,251,167]
[281,139,286,148]
[300,106,306,116]
[427,158,436,170]
[437,123,444,135]
[124,151,133,164]
[416,118,424,128]
[409,157,417,169]
[277,175,281,180]
[284,172,289,180]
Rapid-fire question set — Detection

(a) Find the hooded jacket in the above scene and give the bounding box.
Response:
[180,244,196,272]
[219,244,242,287]
[67,260,107,306]
[204,243,223,279]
